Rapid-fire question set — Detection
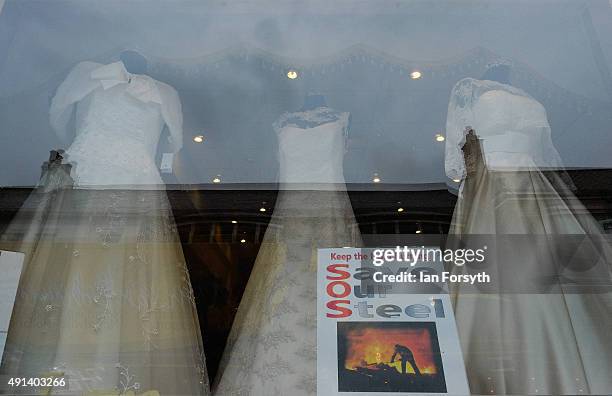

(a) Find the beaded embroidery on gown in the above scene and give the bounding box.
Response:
[0,61,209,395]
[214,108,361,395]
[445,78,612,395]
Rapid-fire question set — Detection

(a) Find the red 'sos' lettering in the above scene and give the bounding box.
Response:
[326,280,351,298]
[326,300,352,318]
[326,263,352,318]
[326,264,350,280]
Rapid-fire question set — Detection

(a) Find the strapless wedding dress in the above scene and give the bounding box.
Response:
[214,109,361,395]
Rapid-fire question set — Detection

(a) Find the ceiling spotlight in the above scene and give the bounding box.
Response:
[435,134,445,142]
[212,175,221,183]
[397,207,404,213]
[193,135,205,143]
[410,70,422,80]
[415,229,422,234]
[240,239,246,243]
[231,220,238,224]
[287,69,299,80]
[259,207,266,212]
[372,173,381,183]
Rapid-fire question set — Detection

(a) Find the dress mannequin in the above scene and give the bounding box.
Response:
[214,103,361,395]
[0,54,209,395]
[445,64,612,395]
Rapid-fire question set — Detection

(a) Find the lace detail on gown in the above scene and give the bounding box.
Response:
[49,61,183,188]
[445,78,565,181]
[273,107,346,130]
[0,63,208,395]
[214,111,361,395]
[447,81,612,394]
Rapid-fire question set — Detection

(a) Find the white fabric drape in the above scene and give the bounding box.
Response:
[446,78,612,395]
[445,78,565,182]
[1,61,208,395]
[50,61,183,154]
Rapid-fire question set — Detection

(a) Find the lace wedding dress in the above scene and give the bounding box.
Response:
[445,78,612,395]
[0,61,208,395]
[214,108,361,395]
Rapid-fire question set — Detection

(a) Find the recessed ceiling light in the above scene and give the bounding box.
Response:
[415,229,422,234]
[435,134,445,142]
[193,135,205,143]
[212,175,221,183]
[372,173,381,183]
[240,239,246,243]
[287,70,298,79]
[259,207,266,212]
[397,207,404,213]
[231,220,238,224]
[410,70,422,80]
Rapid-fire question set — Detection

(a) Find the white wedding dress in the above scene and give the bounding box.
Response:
[445,78,612,395]
[0,61,208,395]
[214,108,361,395]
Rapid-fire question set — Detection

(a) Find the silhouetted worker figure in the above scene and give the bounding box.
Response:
[391,344,421,375]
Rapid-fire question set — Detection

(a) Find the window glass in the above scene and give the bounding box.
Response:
[1,1,611,395]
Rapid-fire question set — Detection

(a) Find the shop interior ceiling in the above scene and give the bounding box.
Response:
[0,0,611,188]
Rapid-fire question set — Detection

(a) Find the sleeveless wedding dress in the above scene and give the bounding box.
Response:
[0,61,208,395]
[214,108,361,395]
[445,78,612,395]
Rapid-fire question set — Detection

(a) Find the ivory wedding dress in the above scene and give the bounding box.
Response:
[445,78,612,395]
[214,107,361,395]
[0,61,208,395]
